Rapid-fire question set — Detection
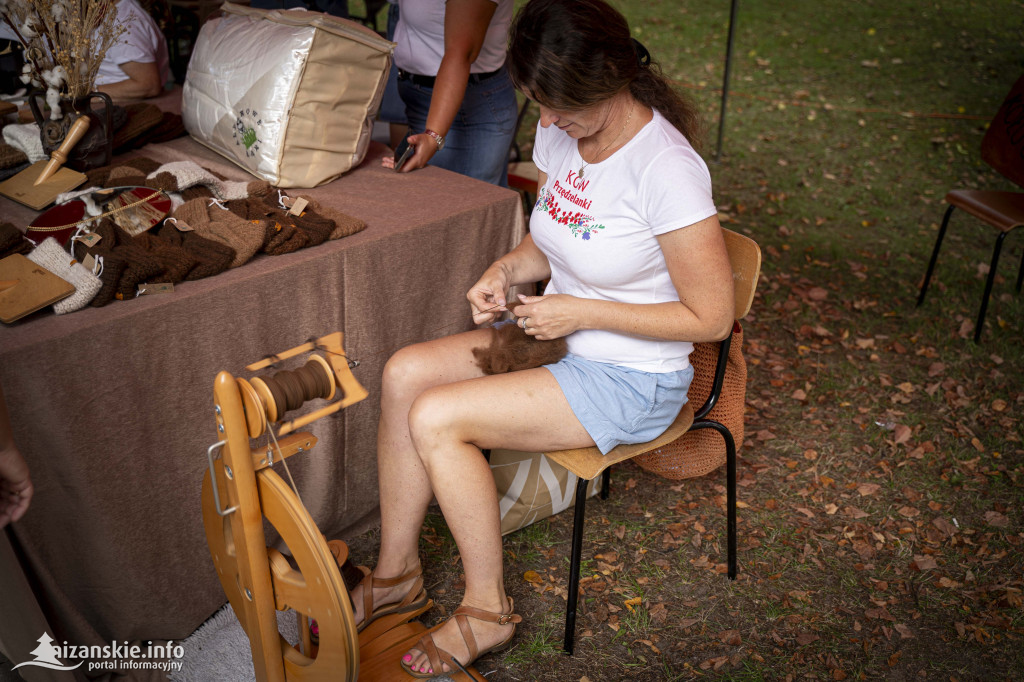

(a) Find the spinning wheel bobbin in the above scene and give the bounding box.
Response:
[239,354,336,436]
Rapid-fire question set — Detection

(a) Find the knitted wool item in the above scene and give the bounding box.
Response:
[26,237,103,314]
[171,199,264,268]
[224,197,309,256]
[146,161,270,202]
[0,161,30,181]
[74,218,164,306]
[472,301,569,374]
[2,123,45,163]
[154,222,236,280]
[111,103,164,154]
[0,222,33,259]
[133,232,199,284]
[0,138,28,169]
[300,197,367,240]
[83,157,162,189]
[133,112,187,147]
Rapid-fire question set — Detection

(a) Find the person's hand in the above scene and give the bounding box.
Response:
[0,445,32,528]
[396,132,438,173]
[510,293,583,340]
[467,261,512,324]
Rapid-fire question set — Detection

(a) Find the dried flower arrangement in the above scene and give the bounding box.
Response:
[0,0,125,119]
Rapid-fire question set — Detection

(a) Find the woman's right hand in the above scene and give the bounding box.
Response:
[467,261,512,324]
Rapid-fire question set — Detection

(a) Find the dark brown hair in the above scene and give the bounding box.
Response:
[507,0,705,151]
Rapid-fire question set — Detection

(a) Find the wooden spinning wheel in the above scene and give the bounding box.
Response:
[201,332,472,682]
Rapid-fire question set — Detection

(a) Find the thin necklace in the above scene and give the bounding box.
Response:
[578,102,634,179]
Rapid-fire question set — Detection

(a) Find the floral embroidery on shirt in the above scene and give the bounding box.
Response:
[535,187,605,240]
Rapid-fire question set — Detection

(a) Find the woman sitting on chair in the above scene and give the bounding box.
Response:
[350,0,735,676]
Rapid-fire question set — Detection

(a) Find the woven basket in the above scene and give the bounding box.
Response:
[634,324,746,480]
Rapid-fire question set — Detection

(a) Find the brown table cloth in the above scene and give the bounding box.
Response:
[0,126,525,678]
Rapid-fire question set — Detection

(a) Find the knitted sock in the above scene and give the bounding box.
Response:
[146,161,270,202]
[84,157,161,189]
[172,199,264,268]
[25,237,103,314]
[110,227,165,300]
[155,223,236,280]
[133,232,199,284]
[297,196,367,241]
[2,123,45,163]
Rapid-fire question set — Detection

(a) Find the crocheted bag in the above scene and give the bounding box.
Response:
[634,324,747,480]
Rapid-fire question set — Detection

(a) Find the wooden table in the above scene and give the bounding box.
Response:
[0,124,524,679]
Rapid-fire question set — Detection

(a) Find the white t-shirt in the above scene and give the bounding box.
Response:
[0,0,170,88]
[531,109,718,373]
[95,0,171,87]
[393,0,513,76]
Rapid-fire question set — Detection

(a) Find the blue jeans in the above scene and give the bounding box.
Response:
[397,69,518,187]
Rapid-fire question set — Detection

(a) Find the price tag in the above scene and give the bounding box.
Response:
[79,232,102,247]
[138,282,174,296]
[288,197,308,216]
[82,254,96,272]
[169,217,194,232]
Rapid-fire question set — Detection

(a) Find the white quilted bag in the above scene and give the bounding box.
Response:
[183,3,393,188]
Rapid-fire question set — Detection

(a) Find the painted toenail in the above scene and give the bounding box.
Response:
[403,654,412,662]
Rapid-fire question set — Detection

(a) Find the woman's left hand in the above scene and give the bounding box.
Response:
[511,293,583,340]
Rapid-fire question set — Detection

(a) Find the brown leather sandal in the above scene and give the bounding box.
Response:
[400,596,522,678]
[356,565,429,633]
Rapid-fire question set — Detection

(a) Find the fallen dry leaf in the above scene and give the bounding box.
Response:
[985,511,1010,528]
[912,555,938,571]
[717,629,742,645]
[858,483,881,496]
[796,632,820,645]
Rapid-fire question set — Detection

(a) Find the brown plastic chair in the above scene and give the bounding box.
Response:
[917,75,1024,342]
[544,228,761,654]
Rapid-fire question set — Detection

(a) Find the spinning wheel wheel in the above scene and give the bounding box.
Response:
[200,333,468,682]
[202,461,359,680]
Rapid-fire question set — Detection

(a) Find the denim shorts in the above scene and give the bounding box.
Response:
[397,68,518,186]
[545,353,694,455]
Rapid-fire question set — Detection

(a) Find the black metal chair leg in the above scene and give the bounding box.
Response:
[691,420,737,579]
[600,468,610,500]
[563,475,591,655]
[918,204,956,306]
[974,231,1009,343]
[1015,239,1024,294]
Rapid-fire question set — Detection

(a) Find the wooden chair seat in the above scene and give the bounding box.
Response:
[546,404,694,481]
[918,75,1024,342]
[945,190,1024,232]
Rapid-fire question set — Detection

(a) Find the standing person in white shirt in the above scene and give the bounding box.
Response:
[384,0,517,186]
[348,0,735,676]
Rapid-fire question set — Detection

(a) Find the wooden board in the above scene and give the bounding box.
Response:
[0,161,87,211]
[0,254,74,323]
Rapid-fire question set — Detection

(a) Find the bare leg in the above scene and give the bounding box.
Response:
[401,363,595,674]
[350,329,492,624]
